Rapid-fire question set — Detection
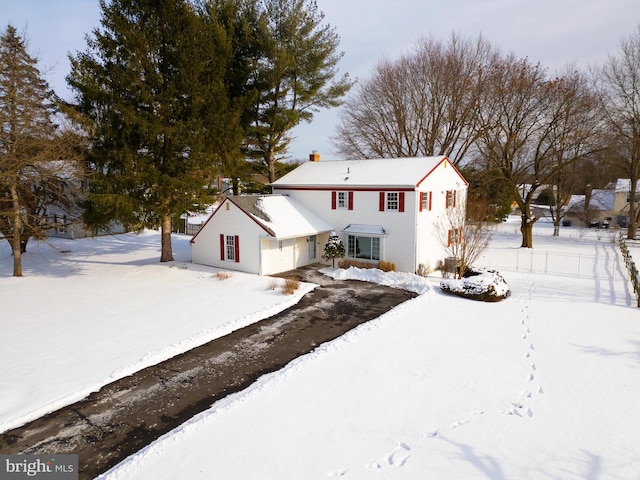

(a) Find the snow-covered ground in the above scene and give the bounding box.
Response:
[1,218,639,479]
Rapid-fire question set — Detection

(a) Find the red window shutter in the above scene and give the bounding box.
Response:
[331,191,337,210]
[447,229,452,247]
[219,234,225,261]
[234,235,240,263]
[445,191,449,208]
[379,192,385,211]
[348,191,354,210]
[419,192,424,212]
[453,190,457,208]
[399,192,405,212]
[428,192,432,211]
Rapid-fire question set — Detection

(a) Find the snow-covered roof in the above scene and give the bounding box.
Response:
[342,224,387,235]
[615,179,640,193]
[271,156,463,188]
[231,195,333,239]
[567,189,614,211]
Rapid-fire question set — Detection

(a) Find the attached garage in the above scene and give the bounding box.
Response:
[190,195,332,275]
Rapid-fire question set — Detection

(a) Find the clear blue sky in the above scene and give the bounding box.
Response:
[1,0,638,161]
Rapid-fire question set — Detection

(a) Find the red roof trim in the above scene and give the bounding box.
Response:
[415,156,469,187]
[190,197,274,244]
[273,186,415,192]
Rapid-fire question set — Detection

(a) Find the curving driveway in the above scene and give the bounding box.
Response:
[0,266,417,479]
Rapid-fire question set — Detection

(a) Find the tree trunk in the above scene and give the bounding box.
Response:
[553,221,560,237]
[10,182,23,277]
[160,214,174,262]
[267,148,276,183]
[20,234,30,254]
[520,214,534,248]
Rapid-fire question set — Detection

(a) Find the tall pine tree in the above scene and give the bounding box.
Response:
[68,0,241,261]
[244,0,352,181]
[0,25,83,276]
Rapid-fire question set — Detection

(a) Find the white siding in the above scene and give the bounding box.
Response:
[191,201,264,275]
[273,187,418,272]
[274,158,467,274]
[415,161,468,272]
[259,233,329,275]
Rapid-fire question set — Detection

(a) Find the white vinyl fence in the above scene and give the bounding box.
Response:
[476,249,624,281]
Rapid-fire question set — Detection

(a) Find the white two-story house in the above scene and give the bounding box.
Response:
[190,155,467,275]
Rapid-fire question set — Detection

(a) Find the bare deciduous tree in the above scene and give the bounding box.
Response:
[475,55,552,248]
[543,68,603,236]
[332,33,498,164]
[435,197,493,279]
[595,24,640,240]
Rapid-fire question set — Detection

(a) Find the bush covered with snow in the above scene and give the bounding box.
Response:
[440,268,510,302]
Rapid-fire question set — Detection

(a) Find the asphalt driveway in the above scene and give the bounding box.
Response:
[0,265,417,479]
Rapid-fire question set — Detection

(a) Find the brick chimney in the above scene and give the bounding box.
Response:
[309,151,320,162]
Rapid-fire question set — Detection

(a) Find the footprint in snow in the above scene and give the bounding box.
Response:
[450,419,469,429]
[530,363,536,370]
[529,343,535,350]
[383,442,411,468]
[326,469,347,477]
[423,429,438,439]
[524,351,530,359]
[538,386,544,394]
[528,372,535,382]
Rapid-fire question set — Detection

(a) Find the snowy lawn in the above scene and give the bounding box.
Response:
[2,218,639,479]
[0,231,315,432]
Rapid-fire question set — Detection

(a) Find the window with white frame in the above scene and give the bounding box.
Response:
[347,235,381,261]
[386,192,399,211]
[448,228,462,246]
[446,190,457,208]
[337,191,348,209]
[225,235,236,261]
[421,191,431,211]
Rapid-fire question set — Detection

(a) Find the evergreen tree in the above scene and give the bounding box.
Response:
[245,0,352,181]
[0,25,84,276]
[323,233,344,267]
[68,0,241,261]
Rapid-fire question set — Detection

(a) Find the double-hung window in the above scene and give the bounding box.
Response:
[386,192,399,211]
[446,190,457,208]
[379,191,405,212]
[332,191,353,210]
[337,191,348,209]
[220,234,239,262]
[420,191,432,212]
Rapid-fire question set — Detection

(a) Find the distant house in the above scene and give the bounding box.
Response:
[191,155,468,275]
[565,179,640,228]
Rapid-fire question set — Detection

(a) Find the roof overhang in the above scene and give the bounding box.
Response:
[342,224,388,236]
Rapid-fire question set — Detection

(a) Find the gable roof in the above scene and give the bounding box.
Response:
[191,195,333,243]
[271,156,466,189]
[568,189,615,211]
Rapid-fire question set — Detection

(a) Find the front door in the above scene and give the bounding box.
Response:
[308,235,317,261]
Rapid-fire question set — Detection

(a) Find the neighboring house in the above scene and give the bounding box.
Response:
[191,155,468,275]
[565,179,640,228]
